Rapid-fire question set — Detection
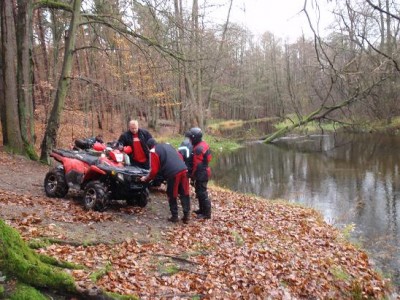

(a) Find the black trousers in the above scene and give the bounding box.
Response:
[194,180,211,217]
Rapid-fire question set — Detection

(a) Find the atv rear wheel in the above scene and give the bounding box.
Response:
[44,168,69,198]
[83,181,107,211]
[127,188,149,207]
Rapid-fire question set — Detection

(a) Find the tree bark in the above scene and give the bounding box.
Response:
[1,0,25,153]
[40,0,82,163]
[0,46,6,144]
[17,0,36,155]
[174,0,197,128]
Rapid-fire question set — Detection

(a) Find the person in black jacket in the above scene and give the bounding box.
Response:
[118,120,153,169]
[188,127,212,219]
[140,138,191,224]
[177,131,193,173]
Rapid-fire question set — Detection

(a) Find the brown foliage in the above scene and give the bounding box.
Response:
[0,177,391,299]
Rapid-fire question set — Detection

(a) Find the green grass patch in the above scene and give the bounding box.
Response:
[339,223,355,241]
[105,292,139,300]
[359,116,400,133]
[231,230,244,246]
[38,253,84,269]
[157,133,241,153]
[274,115,341,133]
[28,238,51,249]
[90,262,112,282]
[157,261,180,276]
[330,266,351,281]
[207,119,244,131]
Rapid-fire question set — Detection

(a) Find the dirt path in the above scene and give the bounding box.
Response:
[0,148,177,244]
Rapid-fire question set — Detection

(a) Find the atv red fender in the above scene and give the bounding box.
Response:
[82,165,107,182]
[50,152,89,174]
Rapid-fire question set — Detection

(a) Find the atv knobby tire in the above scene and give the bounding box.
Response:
[44,168,69,198]
[83,181,107,211]
[127,188,149,208]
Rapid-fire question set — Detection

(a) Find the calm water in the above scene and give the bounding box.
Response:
[212,132,400,287]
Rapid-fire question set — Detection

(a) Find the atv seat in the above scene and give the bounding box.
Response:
[53,149,99,165]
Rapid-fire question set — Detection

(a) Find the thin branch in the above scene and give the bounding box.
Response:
[81,14,184,61]
[356,34,400,72]
[33,0,73,12]
[365,0,400,22]
[153,253,200,265]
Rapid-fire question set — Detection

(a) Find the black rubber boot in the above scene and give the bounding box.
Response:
[168,216,179,223]
[194,200,203,215]
[180,196,191,224]
[168,198,179,222]
[181,214,189,224]
[196,198,211,219]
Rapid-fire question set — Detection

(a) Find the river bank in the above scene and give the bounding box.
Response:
[0,148,394,299]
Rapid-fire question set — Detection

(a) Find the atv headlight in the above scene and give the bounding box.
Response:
[117,173,124,182]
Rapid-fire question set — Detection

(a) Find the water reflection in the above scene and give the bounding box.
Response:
[213,133,400,287]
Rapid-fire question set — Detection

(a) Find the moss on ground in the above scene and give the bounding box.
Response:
[9,283,48,300]
[0,219,76,293]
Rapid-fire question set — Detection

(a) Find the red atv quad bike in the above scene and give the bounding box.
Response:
[44,144,150,211]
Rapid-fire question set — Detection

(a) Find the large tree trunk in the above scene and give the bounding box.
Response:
[40,0,82,163]
[17,0,37,158]
[0,46,6,144]
[1,0,25,153]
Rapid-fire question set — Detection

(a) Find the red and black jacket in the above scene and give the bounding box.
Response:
[191,141,211,181]
[147,143,187,181]
[118,128,152,162]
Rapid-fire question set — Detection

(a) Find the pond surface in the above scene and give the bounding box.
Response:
[212,132,400,287]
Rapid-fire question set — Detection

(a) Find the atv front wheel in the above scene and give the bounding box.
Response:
[137,188,149,207]
[44,168,69,198]
[83,181,107,211]
[127,188,149,207]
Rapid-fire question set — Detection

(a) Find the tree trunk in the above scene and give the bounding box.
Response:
[174,0,197,128]
[0,46,6,144]
[34,9,50,106]
[17,0,37,157]
[205,0,233,121]
[40,0,82,163]
[192,0,203,128]
[1,0,25,153]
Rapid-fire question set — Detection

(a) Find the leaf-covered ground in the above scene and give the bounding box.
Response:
[0,149,393,299]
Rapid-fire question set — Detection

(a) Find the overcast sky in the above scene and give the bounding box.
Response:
[210,0,334,41]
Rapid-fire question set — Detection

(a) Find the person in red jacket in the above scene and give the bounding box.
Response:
[140,138,191,224]
[118,120,153,169]
[188,127,212,219]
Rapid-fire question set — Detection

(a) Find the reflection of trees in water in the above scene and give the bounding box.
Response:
[213,134,400,285]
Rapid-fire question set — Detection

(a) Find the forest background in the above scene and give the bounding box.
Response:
[1,0,400,159]
[0,0,400,298]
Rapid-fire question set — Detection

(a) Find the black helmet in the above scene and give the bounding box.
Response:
[189,127,203,145]
[184,130,191,138]
[146,138,157,149]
